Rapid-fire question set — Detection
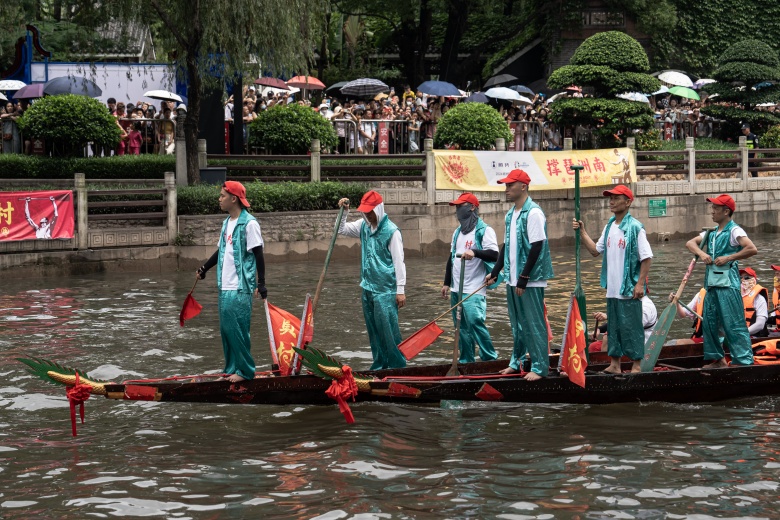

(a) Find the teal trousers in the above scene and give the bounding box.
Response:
[451,292,497,363]
[702,287,753,365]
[218,290,256,380]
[506,286,549,376]
[362,289,406,370]
[606,298,644,361]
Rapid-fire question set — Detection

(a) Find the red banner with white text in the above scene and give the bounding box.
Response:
[0,191,75,242]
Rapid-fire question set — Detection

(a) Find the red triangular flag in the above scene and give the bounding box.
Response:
[179,293,203,326]
[561,297,588,388]
[399,321,444,360]
[266,302,302,376]
[302,297,314,344]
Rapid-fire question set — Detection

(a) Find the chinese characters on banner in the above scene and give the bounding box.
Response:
[434,148,636,191]
[0,190,75,242]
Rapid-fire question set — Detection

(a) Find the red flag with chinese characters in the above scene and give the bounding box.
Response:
[266,303,302,376]
[0,191,74,241]
[399,321,445,360]
[179,293,203,326]
[562,297,588,388]
[302,297,314,344]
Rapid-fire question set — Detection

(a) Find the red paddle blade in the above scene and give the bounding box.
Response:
[399,321,444,360]
[179,293,203,326]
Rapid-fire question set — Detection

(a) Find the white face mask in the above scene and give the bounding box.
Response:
[741,277,756,295]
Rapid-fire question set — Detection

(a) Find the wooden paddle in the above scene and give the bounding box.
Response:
[312,203,347,315]
[446,254,467,377]
[570,165,588,359]
[641,227,711,372]
[263,299,280,372]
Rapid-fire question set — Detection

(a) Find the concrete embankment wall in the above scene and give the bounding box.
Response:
[3,191,779,277]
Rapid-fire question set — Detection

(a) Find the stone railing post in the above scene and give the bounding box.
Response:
[75,173,88,250]
[686,137,696,194]
[495,137,506,151]
[626,137,637,175]
[563,137,572,151]
[165,172,177,243]
[175,106,188,186]
[197,139,207,170]
[738,136,749,186]
[424,139,435,207]
[310,139,321,182]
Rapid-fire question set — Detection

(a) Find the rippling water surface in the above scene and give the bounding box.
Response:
[1,233,780,519]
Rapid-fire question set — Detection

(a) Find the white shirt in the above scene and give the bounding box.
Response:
[451,225,498,296]
[221,218,263,290]
[596,222,653,299]
[641,295,658,342]
[338,206,406,294]
[508,206,547,288]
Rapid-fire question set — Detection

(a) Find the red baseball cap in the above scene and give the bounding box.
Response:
[739,267,757,278]
[706,194,735,212]
[602,184,634,201]
[497,169,531,185]
[772,264,780,271]
[356,190,383,212]
[223,181,250,208]
[449,192,480,207]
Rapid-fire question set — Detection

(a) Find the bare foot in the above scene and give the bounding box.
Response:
[602,366,622,375]
[499,367,518,375]
[630,361,642,373]
[702,358,728,369]
[226,374,248,383]
[523,372,542,381]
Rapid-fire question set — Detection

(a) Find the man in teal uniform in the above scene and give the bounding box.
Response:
[196,181,266,382]
[685,194,757,368]
[487,169,554,381]
[574,185,652,374]
[337,191,407,370]
[441,192,499,363]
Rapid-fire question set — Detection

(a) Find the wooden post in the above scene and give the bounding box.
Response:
[738,136,749,184]
[197,139,207,170]
[563,137,573,151]
[165,172,177,243]
[495,137,506,151]
[310,139,321,182]
[75,173,88,250]
[686,137,696,194]
[175,106,188,186]
[425,138,435,207]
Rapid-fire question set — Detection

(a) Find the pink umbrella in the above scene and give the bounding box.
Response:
[13,83,45,100]
[255,77,290,90]
[286,76,325,90]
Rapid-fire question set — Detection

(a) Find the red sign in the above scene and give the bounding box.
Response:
[0,191,75,241]
[378,122,389,154]
[224,122,230,154]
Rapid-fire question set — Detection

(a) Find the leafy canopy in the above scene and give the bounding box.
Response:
[569,31,650,73]
[249,104,338,155]
[433,102,512,150]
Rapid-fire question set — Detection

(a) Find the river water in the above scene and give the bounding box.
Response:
[1,232,780,519]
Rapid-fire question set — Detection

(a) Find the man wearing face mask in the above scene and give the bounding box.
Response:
[336,192,407,370]
[740,267,769,337]
[441,193,499,364]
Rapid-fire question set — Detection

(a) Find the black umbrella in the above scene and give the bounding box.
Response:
[325,81,348,94]
[43,76,102,97]
[483,74,518,89]
[465,92,489,103]
[509,85,534,95]
[340,78,388,98]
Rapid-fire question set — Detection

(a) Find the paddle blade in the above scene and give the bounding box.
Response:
[640,303,676,372]
[399,321,444,360]
[179,293,203,326]
[561,297,588,388]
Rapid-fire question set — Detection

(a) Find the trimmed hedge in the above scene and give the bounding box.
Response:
[570,31,651,73]
[0,154,175,179]
[208,157,425,178]
[433,102,512,150]
[249,104,338,154]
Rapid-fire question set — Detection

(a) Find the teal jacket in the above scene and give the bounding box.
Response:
[704,219,741,291]
[599,212,645,297]
[360,214,399,294]
[502,197,554,283]
[217,209,258,293]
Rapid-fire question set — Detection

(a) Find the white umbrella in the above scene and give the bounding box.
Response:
[485,87,523,101]
[546,92,568,103]
[0,80,26,91]
[650,86,669,95]
[617,92,650,103]
[259,86,300,97]
[693,78,716,89]
[757,102,776,107]
[658,71,694,88]
[143,90,183,102]
[0,92,6,101]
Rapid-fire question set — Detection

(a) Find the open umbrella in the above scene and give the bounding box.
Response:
[0,80,26,91]
[465,92,488,103]
[565,85,582,93]
[509,85,534,95]
[0,93,6,101]
[44,76,102,97]
[325,81,348,94]
[286,76,325,90]
[417,80,460,97]
[657,71,694,88]
[693,78,716,89]
[484,74,518,88]
[340,78,388,98]
[255,77,289,90]
[485,87,531,104]
[13,83,45,100]
[143,90,183,102]
[617,92,650,103]
[650,85,669,96]
[547,92,568,103]
[668,86,700,100]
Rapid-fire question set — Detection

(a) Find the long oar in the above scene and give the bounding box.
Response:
[570,165,588,359]
[311,203,347,315]
[263,299,280,371]
[641,228,711,372]
[447,255,468,377]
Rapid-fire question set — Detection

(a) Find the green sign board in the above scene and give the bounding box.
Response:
[648,198,667,218]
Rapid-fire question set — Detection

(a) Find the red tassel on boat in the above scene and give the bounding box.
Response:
[65,372,92,437]
[324,365,358,424]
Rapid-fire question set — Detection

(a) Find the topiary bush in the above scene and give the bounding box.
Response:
[433,102,512,150]
[569,31,650,73]
[16,94,121,157]
[248,104,338,154]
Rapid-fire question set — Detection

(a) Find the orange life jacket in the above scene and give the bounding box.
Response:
[743,284,769,331]
[692,288,706,338]
[752,339,780,365]
[773,288,779,311]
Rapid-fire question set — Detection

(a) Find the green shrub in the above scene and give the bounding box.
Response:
[208,157,424,178]
[248,104,338,154]
[549,98,654,147]
[433,102,512,150]
[633,128,662,151]
[177,181,370,215]
[569,31,651,73]
[719,40,779,68]
[16,94,121,157]
[0,154,175,179]
[761,125,780,149]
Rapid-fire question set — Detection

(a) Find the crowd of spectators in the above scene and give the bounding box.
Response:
[106,97,177,156]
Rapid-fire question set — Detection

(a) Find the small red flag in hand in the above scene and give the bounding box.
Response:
[399,321,444,360]
[562,296,588,388]
[179,293,203,326]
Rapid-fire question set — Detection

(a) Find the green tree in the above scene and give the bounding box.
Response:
[249,104,338,154]
[547,31,660,147]
[433,102,511,150]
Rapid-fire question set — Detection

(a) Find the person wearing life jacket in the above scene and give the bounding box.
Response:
[588,294,658,352]
[672,288,707,340]
[769,264,780,333]
[739,267,769,337]
[441,192,500,364]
